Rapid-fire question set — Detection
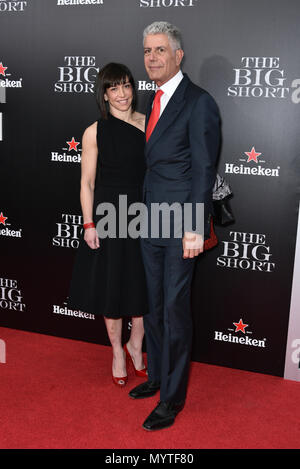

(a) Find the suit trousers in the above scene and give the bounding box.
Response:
[140,238,196,403]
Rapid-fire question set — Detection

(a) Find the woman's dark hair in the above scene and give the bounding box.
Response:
[95,63,137,119]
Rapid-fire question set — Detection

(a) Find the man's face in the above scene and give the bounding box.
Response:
[144,33,184,87]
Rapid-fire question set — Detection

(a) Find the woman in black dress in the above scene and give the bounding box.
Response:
[68,63,148,387]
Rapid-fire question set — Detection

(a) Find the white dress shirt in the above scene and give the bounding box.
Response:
[157,69,184,117]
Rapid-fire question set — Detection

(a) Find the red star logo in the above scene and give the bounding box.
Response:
[0,62,8,76]
[245,147,261,163]
[67,137,80,152]
[0,212,8,225]
[233,319,248,334]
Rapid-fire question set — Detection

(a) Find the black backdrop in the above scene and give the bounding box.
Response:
[1,0,300,379]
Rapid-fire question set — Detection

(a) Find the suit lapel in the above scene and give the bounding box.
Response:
[145,74,190,158]
[145,91,155,128]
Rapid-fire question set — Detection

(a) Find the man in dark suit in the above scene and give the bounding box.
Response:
[129,21,221,431]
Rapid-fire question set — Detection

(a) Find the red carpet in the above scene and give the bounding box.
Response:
[0,326,299,449]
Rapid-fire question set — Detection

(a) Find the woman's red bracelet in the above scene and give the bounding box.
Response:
[83,222,95,230]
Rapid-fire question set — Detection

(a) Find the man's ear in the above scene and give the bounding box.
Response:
[175,49,184,67]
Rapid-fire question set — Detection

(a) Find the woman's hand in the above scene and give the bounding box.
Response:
[84,227,100,250]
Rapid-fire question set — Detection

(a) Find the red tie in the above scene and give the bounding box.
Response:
[146,89,164,142]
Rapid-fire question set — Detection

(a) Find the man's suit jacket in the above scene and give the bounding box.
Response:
[143,73,221,246]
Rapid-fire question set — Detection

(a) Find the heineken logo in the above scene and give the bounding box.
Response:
[214,318,267,348]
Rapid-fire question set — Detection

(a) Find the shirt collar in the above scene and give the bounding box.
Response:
[159,69,184,98]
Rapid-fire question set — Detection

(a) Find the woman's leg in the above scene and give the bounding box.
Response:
[126,316,146,371]
[104,317,126,377]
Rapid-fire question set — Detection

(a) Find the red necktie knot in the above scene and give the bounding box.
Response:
[146,89,164,142]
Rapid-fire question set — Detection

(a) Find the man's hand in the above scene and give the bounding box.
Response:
[182,231,204,258]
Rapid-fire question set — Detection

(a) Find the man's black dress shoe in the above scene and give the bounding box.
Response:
[142,401,185,431]
[128,381,160,399]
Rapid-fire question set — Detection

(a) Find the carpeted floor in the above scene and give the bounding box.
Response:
[0,326,299,449]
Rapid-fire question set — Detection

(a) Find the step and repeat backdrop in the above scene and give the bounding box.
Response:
[1,0,300,380]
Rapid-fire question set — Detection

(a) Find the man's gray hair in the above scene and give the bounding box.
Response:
[143,21,183,51]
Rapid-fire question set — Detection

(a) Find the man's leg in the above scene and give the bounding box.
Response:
[160,244,196,404]
[141,244,196,430]
[140,238,165,384]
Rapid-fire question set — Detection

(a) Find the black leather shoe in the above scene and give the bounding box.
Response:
[128,381,160,399]
[142,401,185,431]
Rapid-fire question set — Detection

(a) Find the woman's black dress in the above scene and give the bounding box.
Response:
[67,114,148,318]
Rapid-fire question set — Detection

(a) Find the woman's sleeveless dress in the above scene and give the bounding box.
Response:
[67,114,148,318]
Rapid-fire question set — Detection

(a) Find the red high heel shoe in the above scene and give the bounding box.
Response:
[112,375,128,387]
[124,343,148,378]
[112,351,127,387]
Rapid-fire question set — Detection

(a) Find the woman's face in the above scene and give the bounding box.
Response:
[104,78,133,113]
